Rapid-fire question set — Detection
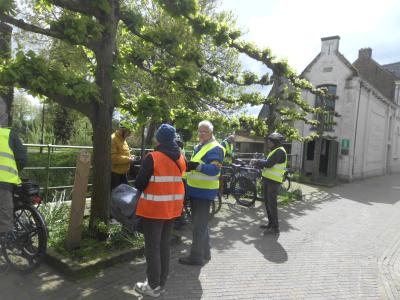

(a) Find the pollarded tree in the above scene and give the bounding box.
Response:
[156,1,331,142]
[0,0,245,235]
[0,0,327,236]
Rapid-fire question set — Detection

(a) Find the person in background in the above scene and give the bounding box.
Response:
[254,132,287,234]
[179,120,224,266]
[0,127,27,273]
[111,122,134,190]
[134,124,186,297]
[174,133,188,230]
[221,134,235,165]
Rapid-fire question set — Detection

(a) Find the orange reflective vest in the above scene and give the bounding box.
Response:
[136,151,186,219]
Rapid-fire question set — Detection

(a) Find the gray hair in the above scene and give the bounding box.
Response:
[198,120,213,132]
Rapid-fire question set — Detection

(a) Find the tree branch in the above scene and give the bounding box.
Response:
[45,92,95,121]
[49,0,102,19]
[0,13,65,40]
[0,13,98,50]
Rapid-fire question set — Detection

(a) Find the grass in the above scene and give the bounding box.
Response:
[39,199,144,263]
[256,178,303,206]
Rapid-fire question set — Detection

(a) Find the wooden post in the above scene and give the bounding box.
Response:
[66,150,91,250]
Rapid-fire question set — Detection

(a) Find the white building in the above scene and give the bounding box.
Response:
[291,36,400,182]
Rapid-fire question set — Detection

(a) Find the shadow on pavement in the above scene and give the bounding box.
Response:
[207,187,341,254]
[252,234,288,263]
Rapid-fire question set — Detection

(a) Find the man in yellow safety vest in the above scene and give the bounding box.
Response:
[0,127,27,255]
[221,134,235,165]
[179,120,224,266]
[255,132,287,234]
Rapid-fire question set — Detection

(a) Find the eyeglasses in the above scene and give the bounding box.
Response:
[198,130,211,134]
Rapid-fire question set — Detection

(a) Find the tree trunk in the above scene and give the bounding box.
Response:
[140,125,146,162]
[145,121,157,146]
[88,0,118,238]
[0,23,13,127]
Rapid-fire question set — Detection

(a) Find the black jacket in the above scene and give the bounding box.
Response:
[135,141,185,192]
[0,129,27,191]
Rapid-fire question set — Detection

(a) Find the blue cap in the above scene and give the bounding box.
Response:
[156,124,176,144]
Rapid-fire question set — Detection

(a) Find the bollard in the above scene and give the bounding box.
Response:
[66,150,91,250]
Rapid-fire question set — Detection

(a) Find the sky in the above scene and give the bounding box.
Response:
[18,0,400,113]
[219,0,400,74]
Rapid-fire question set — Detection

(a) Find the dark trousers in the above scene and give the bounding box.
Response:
[190,197,211,262]
[262,178,281,229]
[142,218,174,289]
[0,189,13,233]
[111,172,128,190]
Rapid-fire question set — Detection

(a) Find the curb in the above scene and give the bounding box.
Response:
[44,233,183,279]
[45,246,145,279]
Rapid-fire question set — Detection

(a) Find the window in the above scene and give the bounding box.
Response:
[314,85,337,131]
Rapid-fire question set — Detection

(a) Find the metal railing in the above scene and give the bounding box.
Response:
[22,144,93,202]
[21,144,153,202]
[21,143,299,202]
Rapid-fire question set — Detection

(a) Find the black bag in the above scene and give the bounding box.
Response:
[111,184,141,233]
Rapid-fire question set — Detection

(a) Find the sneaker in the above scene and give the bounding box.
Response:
[259,223,272,229]
[135,280,161,297]
[158,286,165,294]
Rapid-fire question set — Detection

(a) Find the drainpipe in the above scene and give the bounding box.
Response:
[351,80,362,179]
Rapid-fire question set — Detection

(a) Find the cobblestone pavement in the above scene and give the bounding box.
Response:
[2,174,400,299]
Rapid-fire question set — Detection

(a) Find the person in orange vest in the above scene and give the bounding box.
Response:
[134,124,186,297]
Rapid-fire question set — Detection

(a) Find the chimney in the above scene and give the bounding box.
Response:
[321,35,340,55]
[358,48,372,59]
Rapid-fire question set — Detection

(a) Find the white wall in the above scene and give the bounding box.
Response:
[293,37,400,181]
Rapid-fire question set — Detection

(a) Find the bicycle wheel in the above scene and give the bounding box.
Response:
[214,192,222,214]
[3,204,48,273]
[280,176,291,192]
[233,176,257,207]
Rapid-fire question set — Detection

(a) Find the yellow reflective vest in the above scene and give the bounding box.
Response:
[0,128,21,185]
[186,140,223,190]
[262,146,287,183]
[222,141,233,164]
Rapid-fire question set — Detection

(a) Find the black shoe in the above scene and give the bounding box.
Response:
[259,223,272,229]
[263,227,280,235]
[178,256,204,266]
[203,252,211,261]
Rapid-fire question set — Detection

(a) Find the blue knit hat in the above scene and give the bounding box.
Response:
[156,124,176,144]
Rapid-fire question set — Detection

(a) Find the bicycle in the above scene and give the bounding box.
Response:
[0,179,48,273]
[220,159,259,207]
[226,158,293,207]
[280,170,292,192]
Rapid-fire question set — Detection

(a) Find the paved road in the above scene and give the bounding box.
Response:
[2,174,400,299]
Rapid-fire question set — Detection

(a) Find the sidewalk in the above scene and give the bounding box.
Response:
[2,174,400,299]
